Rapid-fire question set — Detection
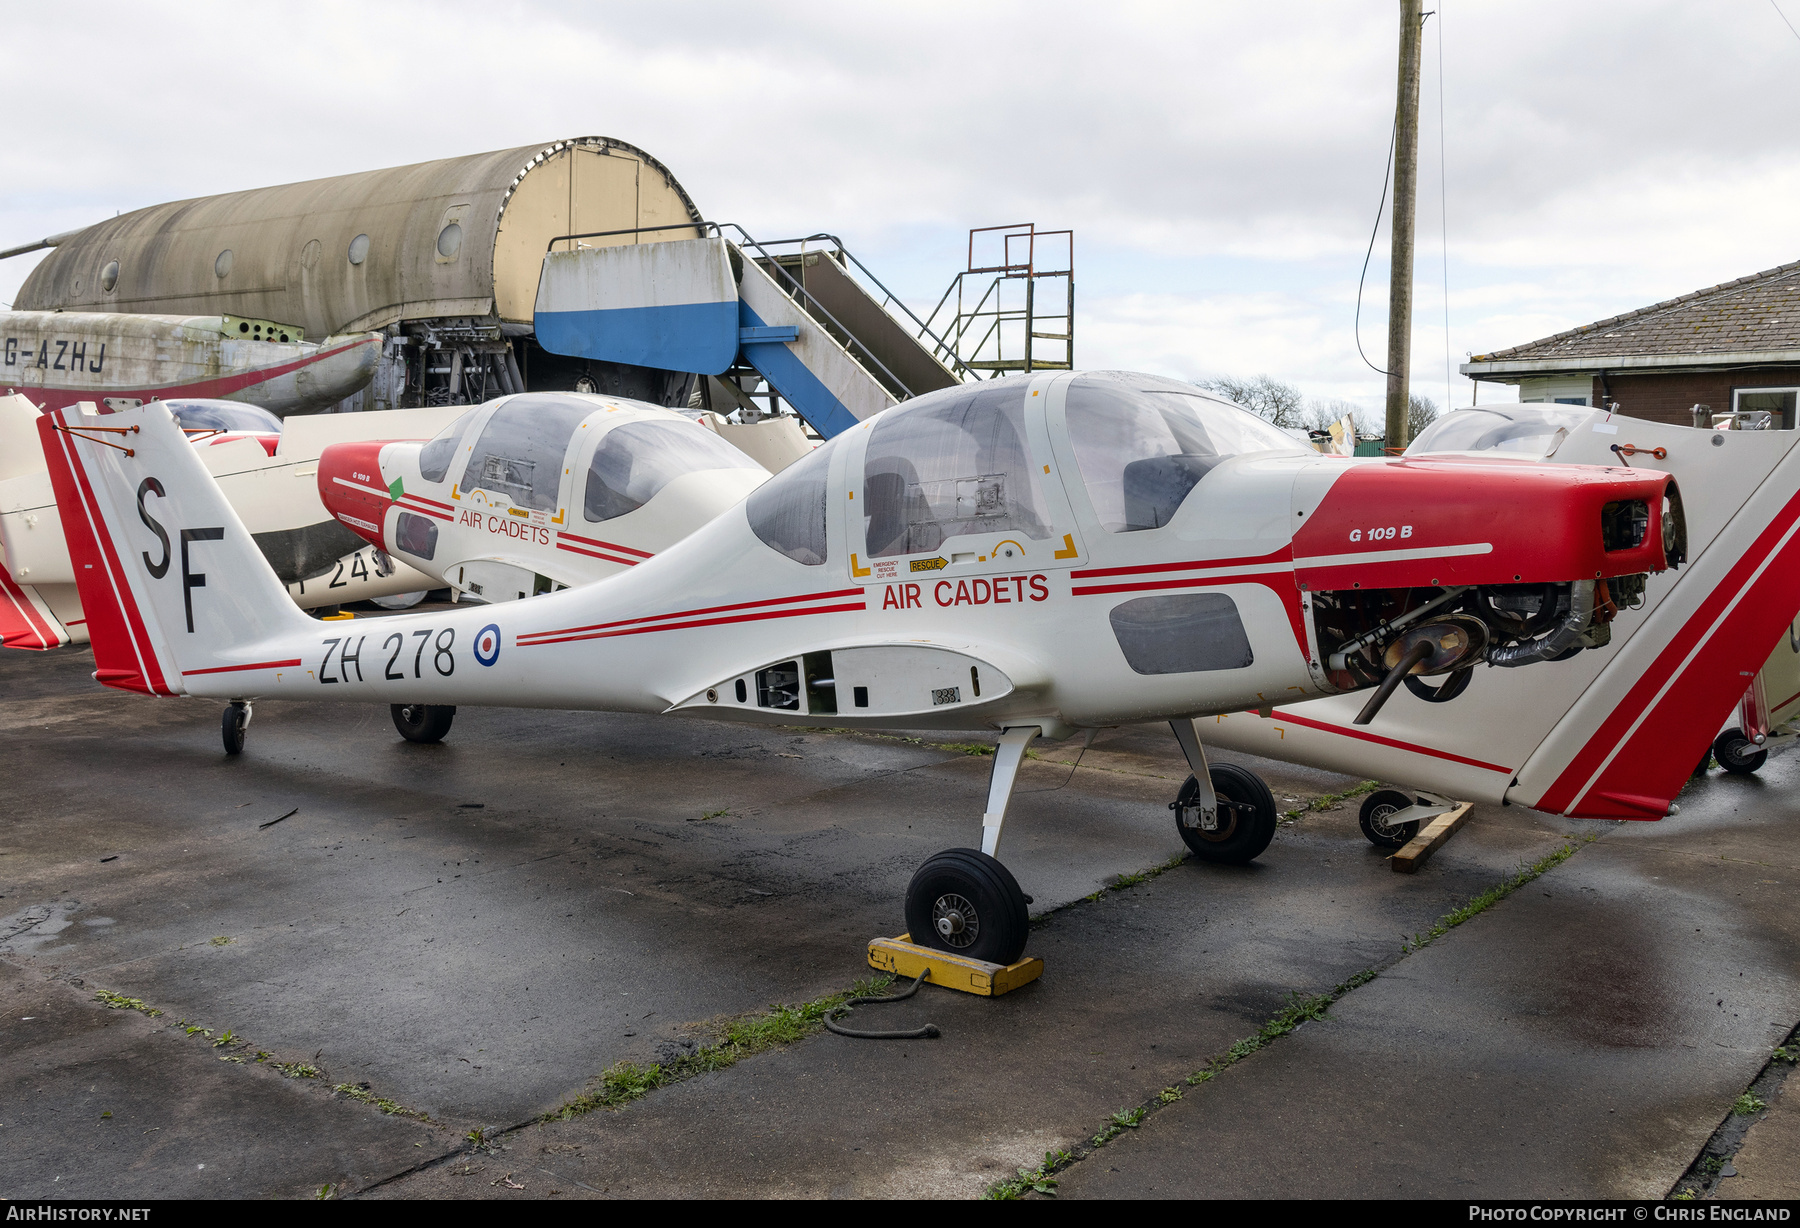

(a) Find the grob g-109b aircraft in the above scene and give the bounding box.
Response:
[44,373,1681,964]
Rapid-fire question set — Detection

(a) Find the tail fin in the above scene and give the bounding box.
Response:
[39,402,312,694]
[0,557,69,649]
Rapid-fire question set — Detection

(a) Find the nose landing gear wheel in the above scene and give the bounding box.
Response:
[1358,789,1420,849]
[1713,728,1768,775]
[392,704,456,744]
[1172,763,1277,863]
[904,848,1029,966]
[221,702,249,756]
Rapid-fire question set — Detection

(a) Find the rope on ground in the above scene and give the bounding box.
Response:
[823,970,940,1040]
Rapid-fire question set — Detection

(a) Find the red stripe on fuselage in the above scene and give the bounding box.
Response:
[518,587,867,644]
[1255,708,1515,776]
[557,530,653,559]
[554,541,641,566]
[520,600,867,647]
[1070,545,1293,581]
[183,658,302,676]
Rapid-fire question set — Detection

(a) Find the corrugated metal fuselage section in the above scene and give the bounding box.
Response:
[14,138,705,340]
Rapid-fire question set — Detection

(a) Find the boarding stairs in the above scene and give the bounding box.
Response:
[532,224,966,439]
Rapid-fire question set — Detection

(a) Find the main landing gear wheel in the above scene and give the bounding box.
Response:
[1713,728,1768,775]
[904,848,1029,966]
[221,702,250,756]
[1358,789,1420,849]
[392,704,456,744]
[1173,763,1277,864]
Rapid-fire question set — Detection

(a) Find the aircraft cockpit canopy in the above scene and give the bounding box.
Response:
[863,382,1053,557]
[418,407,477,482]
[1063,373,1305,532]
[585,419,765,522]
[161,399,283,434]
[1405,405,1591,458]
[461,394,592,512]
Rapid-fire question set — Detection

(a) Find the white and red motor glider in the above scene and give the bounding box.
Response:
[315,392,779,607]
[43,373,1697,964]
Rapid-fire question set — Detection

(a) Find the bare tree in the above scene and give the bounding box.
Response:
[1408,393,1439,441]
[1197,374,1306,429]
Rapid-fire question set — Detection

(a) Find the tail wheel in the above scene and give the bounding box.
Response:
[1713,728,1767,775]
[221,703,249,756]
[1174,763,1277,864]
[1358,789,1419,849]
[904,848,1029,966]
[392,704,456,744]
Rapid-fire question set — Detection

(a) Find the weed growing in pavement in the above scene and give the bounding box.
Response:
[546,975,896,1120]
[1772,1046,1797,1064]
[93,991,162,1017]
[1075,852,1189,906]
[990,1150,1073,1198]
[210,936,233,946]
[212,1029,237,1048]
[335,1083,430,1121]
[273,1062,322,1080]
[689,809,729,822]
[1733,1093,1768,1115]
[1279,780,1382,824]
[1157,1086,1182,1104]
[939,742,996,756]
[1400,837,1592,952]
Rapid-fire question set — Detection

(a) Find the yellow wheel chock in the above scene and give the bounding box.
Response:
[866,933,1043,997]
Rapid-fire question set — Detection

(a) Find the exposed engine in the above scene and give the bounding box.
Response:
[1309,486,1683,725]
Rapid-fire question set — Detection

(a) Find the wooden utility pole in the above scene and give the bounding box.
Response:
[1385,0,1425,449]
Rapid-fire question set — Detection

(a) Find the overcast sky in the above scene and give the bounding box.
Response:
[5,0,1799,420]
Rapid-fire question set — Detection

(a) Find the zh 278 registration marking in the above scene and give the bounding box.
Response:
[318,627,457,684]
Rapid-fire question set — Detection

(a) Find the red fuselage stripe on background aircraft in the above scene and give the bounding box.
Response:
[22,337,373,411]
[1537,481,1800,814]
[182,659,303,676]
[1256,708,1516,775]
[519,600,868,647]
[0,563,59,649]
[558,531,653,559]
[518,588,867,644]
[49,411,173,695]
[555,542,642,566]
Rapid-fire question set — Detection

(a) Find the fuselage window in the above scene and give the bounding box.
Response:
[746,438,832,565]
[418,409,475,483]
[586,419,765,522]
[461,395,590,512]
[1064,375,1302,532]
[395,511,438,560]
[861,382,1051,558]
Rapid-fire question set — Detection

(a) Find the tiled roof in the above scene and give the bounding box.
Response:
[1472,258,1800,362]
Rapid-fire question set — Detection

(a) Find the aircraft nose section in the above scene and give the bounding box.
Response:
[317,439,392,548]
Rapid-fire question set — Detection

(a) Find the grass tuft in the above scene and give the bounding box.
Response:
[93,991,162,1018]
[1733,1093,1768,1116]
[334,1083,430,1121]
[1279,780,1382,824]
[545,975,895,1120]
[1400,837,1592,952]
[273,1061,322,1080]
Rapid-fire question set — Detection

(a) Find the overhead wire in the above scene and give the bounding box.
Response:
[1438,3,1453,411]
[1771,0,1800,44]
[1353,120,1398,379]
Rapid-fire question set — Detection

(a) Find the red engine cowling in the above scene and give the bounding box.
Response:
[1292,458,1675,592]
[317,440,396,549]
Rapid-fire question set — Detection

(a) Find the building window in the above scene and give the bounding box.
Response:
[1731,387,1799,431]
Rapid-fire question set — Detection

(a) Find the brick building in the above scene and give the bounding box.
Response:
[1460,259,1800,428]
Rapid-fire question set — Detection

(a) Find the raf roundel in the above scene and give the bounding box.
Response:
[474,623,502,668]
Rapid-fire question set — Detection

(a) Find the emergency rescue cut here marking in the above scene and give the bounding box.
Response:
[881,574,1049,610]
